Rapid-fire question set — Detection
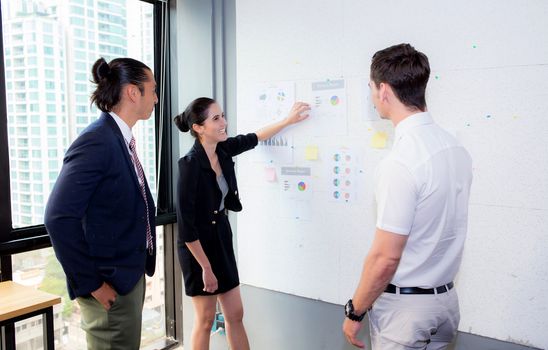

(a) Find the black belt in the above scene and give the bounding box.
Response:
[385,282,454,294]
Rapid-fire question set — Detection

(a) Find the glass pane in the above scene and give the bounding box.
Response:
[143,226,167,347]
[12,227,166,349]
[3,0,166,348]
[12,247,87,349]
[1,0,157,229]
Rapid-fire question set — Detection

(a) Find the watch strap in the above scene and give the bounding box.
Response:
[345,299,367,322]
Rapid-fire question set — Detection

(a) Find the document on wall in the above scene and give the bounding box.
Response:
[309,79,347,136]
[254,81,296,122]
[279,166,313,220]
[251,135,294,164]
[328,148,356,203]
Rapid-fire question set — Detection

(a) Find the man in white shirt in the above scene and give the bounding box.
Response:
[342,43,473,349]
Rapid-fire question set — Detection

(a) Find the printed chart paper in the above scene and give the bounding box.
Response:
[329,148,356,203]
[252,135,294,164]
[309,79,347,136]
[254,81,296,122]
[279,166,313,220]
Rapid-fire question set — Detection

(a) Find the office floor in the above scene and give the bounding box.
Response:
[180,285,540,350]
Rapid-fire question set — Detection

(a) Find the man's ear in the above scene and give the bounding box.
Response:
[379,82,389,103]
[125,84,140,103]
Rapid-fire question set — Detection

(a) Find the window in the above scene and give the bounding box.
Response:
[70,17,84,26]
[43,22,53,33]
[75,61,87,71]
[70,6,85,16]
[2,0,167,348]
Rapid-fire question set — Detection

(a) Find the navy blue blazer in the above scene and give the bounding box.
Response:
[45,112,156,299]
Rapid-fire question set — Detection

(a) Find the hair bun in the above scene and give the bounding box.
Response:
[174,112,190,132]
[97,59,111,80]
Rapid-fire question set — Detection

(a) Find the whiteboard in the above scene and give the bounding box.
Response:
[235,1,548,348]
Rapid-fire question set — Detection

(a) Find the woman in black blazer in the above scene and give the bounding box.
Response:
[174,97,309,350]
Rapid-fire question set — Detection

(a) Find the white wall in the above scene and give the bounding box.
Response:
[234,1,548,348]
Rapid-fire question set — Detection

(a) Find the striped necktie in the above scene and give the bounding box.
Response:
[129,137,153,255]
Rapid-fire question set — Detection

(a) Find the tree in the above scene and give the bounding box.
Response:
[40,254,74,318]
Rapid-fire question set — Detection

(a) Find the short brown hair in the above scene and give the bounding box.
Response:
[370,43,430,111]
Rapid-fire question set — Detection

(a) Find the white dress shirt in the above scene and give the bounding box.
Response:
[109,111,142,184]
[375,112,473,287]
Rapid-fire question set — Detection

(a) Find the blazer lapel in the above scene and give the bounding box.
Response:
[103,113,142,192]
[217,146,239,195]
[192,139,213,170]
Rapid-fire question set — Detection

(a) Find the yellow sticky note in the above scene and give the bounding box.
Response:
[305,145,319,160]
[370,132,387,149]
[264,167,277,182]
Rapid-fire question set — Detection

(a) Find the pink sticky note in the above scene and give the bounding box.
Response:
[264,167,277,182]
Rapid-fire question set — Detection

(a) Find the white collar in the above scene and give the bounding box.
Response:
[109,111,133,145]
[394,112,434,146]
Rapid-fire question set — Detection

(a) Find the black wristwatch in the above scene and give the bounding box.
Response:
[344,299,367,322]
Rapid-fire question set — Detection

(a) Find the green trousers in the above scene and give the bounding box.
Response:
[77,276,145,350]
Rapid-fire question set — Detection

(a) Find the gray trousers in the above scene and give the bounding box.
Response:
[368,288,460,350]
[77,276,146,350]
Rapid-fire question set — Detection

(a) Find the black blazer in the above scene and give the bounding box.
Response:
[45,113,156,299]
[176,133,258,244]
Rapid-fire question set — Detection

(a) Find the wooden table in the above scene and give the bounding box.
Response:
[0,281,61,350]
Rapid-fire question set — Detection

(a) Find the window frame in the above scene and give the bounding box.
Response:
[0,0,180,348]
[0,0,176,249]
[0,1,183,347]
